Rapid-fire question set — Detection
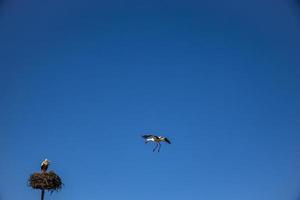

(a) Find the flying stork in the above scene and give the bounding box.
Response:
[40,159,50,172]
[142,134,171,152]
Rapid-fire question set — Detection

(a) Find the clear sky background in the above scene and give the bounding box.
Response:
[1,0,300,200]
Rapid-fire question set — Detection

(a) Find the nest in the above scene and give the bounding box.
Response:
[28,171,62,192]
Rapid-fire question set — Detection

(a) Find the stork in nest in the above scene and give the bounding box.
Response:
[142,134,171,152]
[40,159,50,173]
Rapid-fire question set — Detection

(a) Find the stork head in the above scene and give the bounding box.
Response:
[44,159,51,165]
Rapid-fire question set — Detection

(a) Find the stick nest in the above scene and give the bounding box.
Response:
[28,171,62,192]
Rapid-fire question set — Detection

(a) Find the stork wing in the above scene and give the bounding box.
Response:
[164,137,171,144]
[142,134,156,139]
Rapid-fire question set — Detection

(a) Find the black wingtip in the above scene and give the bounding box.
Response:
[142,134,154,139]
[141,135,148,139]
[164,138,171,144]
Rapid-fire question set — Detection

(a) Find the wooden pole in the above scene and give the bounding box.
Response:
[41,189,45,200]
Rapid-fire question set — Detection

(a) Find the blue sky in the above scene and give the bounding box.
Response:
[1,0,300,200]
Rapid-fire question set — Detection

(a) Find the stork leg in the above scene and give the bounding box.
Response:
[153,143,158,152]
[158,143,161,152]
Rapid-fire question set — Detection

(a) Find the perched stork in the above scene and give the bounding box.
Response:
[142,134,171,152]
[40,159,50,172]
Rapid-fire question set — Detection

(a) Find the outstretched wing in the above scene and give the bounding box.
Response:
[142,134,156,139]
[164,137,171,144]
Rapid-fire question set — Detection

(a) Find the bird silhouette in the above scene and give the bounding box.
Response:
[142,134,171,152]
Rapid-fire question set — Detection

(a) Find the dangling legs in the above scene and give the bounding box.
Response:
[153,143,158,152]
